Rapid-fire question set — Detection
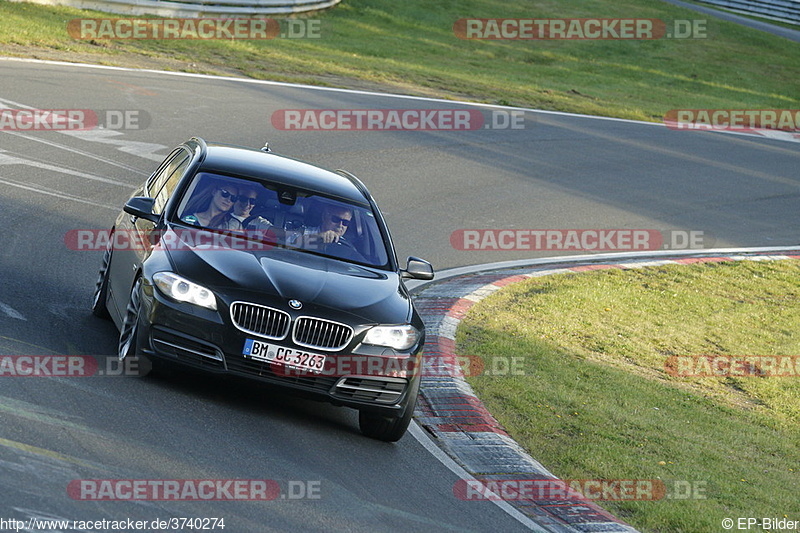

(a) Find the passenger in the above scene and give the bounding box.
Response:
[231,186,272,230]
[181,181,243,231]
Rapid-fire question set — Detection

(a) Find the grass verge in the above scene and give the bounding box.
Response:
[457,259,800,532]
[0,0,798,121]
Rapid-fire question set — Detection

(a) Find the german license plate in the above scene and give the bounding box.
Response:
[243,339,326,373]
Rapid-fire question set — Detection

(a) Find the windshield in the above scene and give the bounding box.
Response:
[172,171,391,268]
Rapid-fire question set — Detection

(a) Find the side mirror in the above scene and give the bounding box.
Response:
[402,257,434,280]
[123,197,159,223]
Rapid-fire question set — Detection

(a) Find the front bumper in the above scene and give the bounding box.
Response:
[139,288,423,417]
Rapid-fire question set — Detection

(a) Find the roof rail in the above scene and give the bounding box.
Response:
[188,136,208,156]
[335,169,369,197]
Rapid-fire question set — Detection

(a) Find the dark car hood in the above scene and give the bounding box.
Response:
[162,232,411,324]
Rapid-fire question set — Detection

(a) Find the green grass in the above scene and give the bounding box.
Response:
[0,0,798,121]
[457,259,800,532]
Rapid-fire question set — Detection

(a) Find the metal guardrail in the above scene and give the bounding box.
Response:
[9,0,341,17]
[698,0,800,24]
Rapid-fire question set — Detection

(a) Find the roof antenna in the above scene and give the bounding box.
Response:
[261,142,271,153]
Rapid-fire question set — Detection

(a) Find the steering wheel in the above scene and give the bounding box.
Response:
[322,236,366,261]
[331,235,356,249]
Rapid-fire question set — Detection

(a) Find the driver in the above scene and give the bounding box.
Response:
[312,205,352,245]
[289,203,353,249]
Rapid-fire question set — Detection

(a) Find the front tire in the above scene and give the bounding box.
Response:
[117,277,157,377]
[118,277,142,361]
[359,380,419,442]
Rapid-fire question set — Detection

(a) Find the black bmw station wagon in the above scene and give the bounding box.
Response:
[92,137,434,442]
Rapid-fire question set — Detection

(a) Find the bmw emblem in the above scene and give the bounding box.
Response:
[289,299,303,310]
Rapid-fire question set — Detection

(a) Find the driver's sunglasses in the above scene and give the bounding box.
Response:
[236,196,258,206]
[328,214,351,227]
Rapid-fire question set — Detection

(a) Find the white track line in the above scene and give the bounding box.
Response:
[1,130,148,174]
[0,57,668,123]
[408,422,547,532]
[2,57,794,144]
[0,177,118,210]
[0,150,133,188]
[0,301,26,321]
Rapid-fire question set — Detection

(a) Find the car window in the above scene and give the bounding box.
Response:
[153,154,190,216]
[172,172,391,268]
[285,195,390,267]
[146,148,184,197]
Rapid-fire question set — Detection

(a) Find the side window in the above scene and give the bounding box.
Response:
[146,148,184,197]
[153,154,190,215]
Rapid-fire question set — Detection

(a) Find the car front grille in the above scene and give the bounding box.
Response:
[333,377,407,404]
[292,317,353,351]
[230,302,290,340]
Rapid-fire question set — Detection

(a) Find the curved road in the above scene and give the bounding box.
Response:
[0,59,798,531]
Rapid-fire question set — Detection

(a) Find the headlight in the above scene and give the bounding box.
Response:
[364,325,419,351]
[153,272,217,311]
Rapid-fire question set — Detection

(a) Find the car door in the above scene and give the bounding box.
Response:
[108,148,191,323]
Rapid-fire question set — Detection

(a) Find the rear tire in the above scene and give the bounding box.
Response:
[91,246,112,319]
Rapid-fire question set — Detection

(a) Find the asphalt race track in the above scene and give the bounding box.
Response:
[0,59,798,532]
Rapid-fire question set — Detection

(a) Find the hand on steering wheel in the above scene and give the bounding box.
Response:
[322,235,355,251]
